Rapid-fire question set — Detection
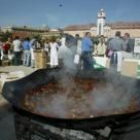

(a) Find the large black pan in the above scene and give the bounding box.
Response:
[2,68,140,130]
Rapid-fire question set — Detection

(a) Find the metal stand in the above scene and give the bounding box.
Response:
[14,111,140,140]
[14,113,115,140]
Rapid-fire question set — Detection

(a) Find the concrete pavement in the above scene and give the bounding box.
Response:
[0,65,35,140]
[0,65,36,107]
[0,104,15,140]
[0,65,36,75]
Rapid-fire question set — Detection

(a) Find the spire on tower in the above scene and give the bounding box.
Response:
[97,8,106,36]
[98,8,106,19]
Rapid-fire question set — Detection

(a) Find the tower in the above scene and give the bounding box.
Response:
[97,9,106,36]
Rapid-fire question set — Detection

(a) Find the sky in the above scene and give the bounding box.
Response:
[0,0,140,28]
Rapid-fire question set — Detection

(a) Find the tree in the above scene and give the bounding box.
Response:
[0,31,12,42]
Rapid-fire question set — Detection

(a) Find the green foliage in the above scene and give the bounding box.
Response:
[0,32,12,42]
[30,33,41,39]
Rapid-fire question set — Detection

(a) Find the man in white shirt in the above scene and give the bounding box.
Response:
[12,36,22,65]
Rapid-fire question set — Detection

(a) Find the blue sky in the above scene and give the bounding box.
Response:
[0,0,140,28]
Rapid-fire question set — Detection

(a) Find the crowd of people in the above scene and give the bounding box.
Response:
[107,31,134,72]
[79,31,134,71]
[0,31,134,72]
[0,36,60,68]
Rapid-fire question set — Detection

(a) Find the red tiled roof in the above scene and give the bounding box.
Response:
[12,32,31,39]
[64,23,96,31]
[64,22,140,30]
[110,22,140,29]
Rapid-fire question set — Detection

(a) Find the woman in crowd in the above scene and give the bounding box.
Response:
[49,36,59,68]
[94,35,106,57]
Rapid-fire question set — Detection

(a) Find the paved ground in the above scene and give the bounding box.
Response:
[0,65,36,75]
[0,66,140,140]
[0,65,35,140]
[0,65,36,106]
[0,104,15,140]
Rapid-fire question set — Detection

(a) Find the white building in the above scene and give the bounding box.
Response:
[1,26,13,33]
[97,9,106,36]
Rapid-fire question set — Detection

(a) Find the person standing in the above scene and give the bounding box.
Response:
[81,32,94,70]
[76,35,82,55]
[44,38,50,56]
[6,37,12,53]
[29,37,41,68]
[58,36,75,69]
[12,36,22,66]
[6,37,14,60]
[49,37,59,68]
[108,31,126,72]
[0,38,3,65]
[123,33,134,58]
[94,35,106,56]
[2,41,10,60]
[69,34,78,58]
[22,37,30,66]
[58,36,66,67]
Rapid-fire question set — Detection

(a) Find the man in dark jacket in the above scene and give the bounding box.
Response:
[121,33,134,59]
[124,33,134,53]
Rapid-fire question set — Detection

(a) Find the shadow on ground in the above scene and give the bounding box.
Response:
[0,104,16,140]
